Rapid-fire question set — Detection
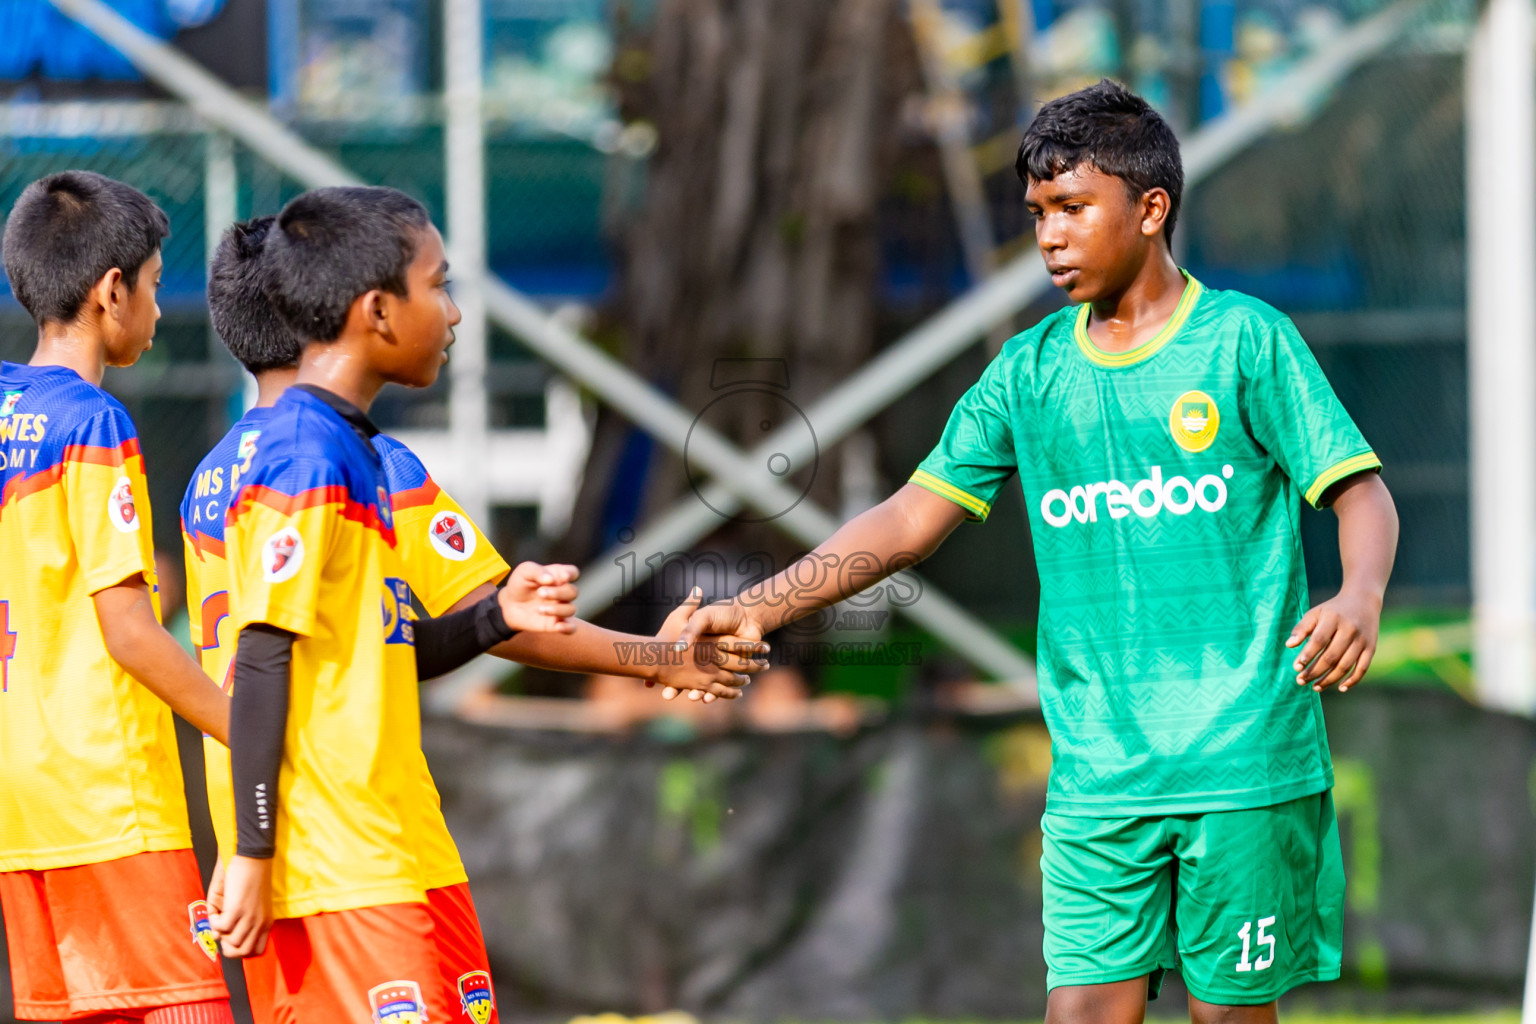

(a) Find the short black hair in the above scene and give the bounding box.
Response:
[209,216,301,374]
[2,170,170,325]
[262,186,432,342]
[1016,79,1184,243]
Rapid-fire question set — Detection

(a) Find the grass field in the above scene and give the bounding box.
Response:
[990,1018,1529,1024]
[1277,1018,1518,1024]
[1283,1018,1520,1023]
[867,1015,1526,1024]
[1162,1017,1520,1023]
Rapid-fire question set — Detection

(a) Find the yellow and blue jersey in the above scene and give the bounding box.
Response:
[202,388,508,911]
[0,362,189,872]
[224,386,426,917]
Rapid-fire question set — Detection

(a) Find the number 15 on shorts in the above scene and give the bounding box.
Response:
[1235,915,1276,973]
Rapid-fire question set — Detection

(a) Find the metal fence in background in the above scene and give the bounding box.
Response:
[0,100,600,568]
[0,0,1482,631]
[1185,41,1471,609]
[891,14,1475,625]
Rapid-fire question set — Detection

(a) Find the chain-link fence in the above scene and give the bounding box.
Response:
[0,104,606,570]
[0,0,1482,638]
[1186,43,1470,609]
[893,1,1478,631]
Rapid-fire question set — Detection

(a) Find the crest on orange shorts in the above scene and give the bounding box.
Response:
[187,900,218,962]
[369,980,427,1024]
[457,971,494,1024]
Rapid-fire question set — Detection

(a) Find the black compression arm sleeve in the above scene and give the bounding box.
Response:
[414,591,516,680]
[230,623,293,859]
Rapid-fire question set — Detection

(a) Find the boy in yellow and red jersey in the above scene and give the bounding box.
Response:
[0,171,234,1023]
[204,188,755,1019]
[186,214,761,1023]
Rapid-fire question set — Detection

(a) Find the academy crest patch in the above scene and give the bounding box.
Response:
[0,392,20,417]
[108,476,140,533]
[1169,390,1220,453]
[237,429,261,473]
[187,900,218,962]
[369,980,427,1024]
[429,510,476,562]
[261,527,304,583]
[457,971,494,1023]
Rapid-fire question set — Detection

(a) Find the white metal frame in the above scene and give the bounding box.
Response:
[444,0,491,526]
[1465,0,1536,1013]
[1468,0,1536,719]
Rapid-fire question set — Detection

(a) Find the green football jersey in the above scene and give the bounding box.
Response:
[912,275,1379,816]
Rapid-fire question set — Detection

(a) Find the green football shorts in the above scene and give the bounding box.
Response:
[1040,790,1344,1005]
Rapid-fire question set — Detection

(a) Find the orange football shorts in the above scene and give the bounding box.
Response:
[427,883,498,1024]
[0,849,228,1020]
[266,900,441,1024]
[250,885,498,1024]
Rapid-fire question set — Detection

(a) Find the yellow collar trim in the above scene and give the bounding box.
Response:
[1074,273,1203,368]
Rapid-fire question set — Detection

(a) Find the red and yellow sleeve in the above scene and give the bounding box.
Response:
[391,478,510,618]
[226,469,338,638]
[63,408,158,597]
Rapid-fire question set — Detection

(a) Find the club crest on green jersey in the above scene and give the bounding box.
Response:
[1170,390,1220,452]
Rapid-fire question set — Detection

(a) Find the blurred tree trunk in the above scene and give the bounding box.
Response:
[559,0,921,567]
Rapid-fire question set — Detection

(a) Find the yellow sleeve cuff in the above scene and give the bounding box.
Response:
[1304,451,1382,508]
[909,469,992,522]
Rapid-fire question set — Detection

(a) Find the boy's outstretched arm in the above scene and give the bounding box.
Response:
[678,483,969,647]
[94,574,231,744]
[1287,472,1399,693]
[413,561,581,680]
[443,585,769,700]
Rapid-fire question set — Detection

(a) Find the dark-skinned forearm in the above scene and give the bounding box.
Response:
[1330,473,1398,602]
[735,483,966,635]
[444,584,668,680]
[495,619,669,677]
[94,577,231,744]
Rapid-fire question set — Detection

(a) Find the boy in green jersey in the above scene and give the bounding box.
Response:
[679,79,1399,1023]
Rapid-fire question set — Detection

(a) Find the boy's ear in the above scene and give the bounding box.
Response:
[1140,187,1171,238]
[92,267,125,321]
[359,289,391,336]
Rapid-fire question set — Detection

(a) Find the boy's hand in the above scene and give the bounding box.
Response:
[498,562,579,634]
[651,587,769,702]
[1286,589,1382,693]
[676,598,765,653]
[207,855,226,915]
[210,855,274,958]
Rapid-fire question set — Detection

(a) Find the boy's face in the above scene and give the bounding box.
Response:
[104,249,162,367]
[1025,163,1164,303]
[374,225,461,388]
